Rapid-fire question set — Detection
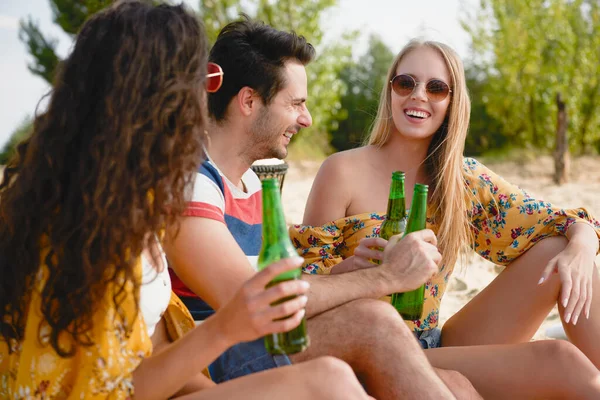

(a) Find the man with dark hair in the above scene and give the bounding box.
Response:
[167,18,315,319]
[166,19,478,400]
[207,18,316,127]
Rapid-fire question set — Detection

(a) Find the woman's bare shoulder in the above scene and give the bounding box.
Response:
[303,147,376,225]
[320,146,375,174]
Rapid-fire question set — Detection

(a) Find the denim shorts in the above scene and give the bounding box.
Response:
[415,327,442,349]
[209,338,291,383]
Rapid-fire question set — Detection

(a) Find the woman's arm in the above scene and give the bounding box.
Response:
[133,314,230,399]
[466,158,600,325]
[465,158,600,264]
[133,257,309,400]
[539,222,599,323]
[329,237,389,274]
[566,222,600,253]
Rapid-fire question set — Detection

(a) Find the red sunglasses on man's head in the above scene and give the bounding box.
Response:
[206,62,224,93]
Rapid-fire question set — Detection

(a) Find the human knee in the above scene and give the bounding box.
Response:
[308,357,367,399]
[437,369,482,400]
[344,299,408,332]
[532,340,586,368]
[310,356,354,377]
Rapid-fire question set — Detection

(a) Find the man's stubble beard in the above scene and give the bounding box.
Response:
[247,107,287,161]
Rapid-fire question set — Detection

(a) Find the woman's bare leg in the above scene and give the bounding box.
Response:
[435,368,482,399]
[426,341,600,399]
[174,357,373,400]
[171,373,215,397]
[442,236,600,368]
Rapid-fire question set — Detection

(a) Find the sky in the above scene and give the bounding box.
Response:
[0,0,474,148]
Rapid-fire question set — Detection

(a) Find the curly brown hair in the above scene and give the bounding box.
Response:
[0,1,207,357]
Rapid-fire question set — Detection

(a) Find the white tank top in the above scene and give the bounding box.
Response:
[139,244,171,337]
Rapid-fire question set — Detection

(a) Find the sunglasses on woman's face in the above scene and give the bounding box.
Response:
[390,74,452,103]
[206,62,224,93]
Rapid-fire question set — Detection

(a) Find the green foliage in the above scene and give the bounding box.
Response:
[253,0,333,45]
[19,0,113,84]
[19,18,61,84]
[198,0,244,44]
[0,117,33,165]
[21,0,352,158]
[331,35,394,151]
[464,63,507,156]
[200,0,353,158]
[293,34,354,155]
[462,0,600,155]
[50,0,113,35]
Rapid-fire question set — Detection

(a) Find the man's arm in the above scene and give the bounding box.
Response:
[303,230,442,317]
[165,215,388,317]
[166,217,440,319]
[303,267,388,317]
[164,217,255,311]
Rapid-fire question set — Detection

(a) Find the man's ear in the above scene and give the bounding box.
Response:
[236,86,259,117]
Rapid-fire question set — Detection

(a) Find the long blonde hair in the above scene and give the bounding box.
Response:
[367,39,472,269]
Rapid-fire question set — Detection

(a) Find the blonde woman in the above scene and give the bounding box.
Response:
[292,39,600,398]
[0,3,371,399]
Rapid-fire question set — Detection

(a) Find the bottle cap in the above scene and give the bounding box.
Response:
[392,171,405,180]
[414,183,429,193]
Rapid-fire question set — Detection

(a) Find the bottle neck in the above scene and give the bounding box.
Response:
[405,190,427,233]
[261,185,289,245]
[386,179,406,220]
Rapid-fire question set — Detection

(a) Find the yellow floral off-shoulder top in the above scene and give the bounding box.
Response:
[290,158,600,332]
[0,250,196,399]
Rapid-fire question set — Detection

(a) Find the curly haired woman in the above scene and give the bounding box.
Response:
[0,2,370,399]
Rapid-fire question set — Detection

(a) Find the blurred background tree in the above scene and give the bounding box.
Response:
[463,63,506,156]
[0,117,33,165]
[1,0,114,165]
[331,35,394,151]
[462,0,600,156]
[12,0,355,160]
[6,0,600,163]
[19,0,113,84]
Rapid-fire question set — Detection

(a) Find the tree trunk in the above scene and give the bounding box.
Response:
[554,92,569,185]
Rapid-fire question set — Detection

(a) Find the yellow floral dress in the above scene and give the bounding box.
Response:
[0,253,197,399]
[290,158,600,332]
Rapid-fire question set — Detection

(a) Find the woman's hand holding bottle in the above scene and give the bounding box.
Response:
[214,257,309,345]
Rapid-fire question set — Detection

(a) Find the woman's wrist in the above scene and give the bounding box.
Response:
[566,222,599,253]
[203,312,237,351]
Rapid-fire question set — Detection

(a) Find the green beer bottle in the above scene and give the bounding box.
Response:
[257,178,309,355]
[391,183,429,320]
[379,171,407,242]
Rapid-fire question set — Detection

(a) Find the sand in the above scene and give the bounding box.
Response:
[281,155,600,339]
